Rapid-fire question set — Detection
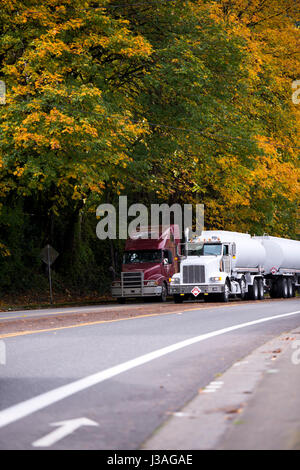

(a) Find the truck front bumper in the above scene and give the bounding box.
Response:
[112,285,163,298]
[170,284,225,295]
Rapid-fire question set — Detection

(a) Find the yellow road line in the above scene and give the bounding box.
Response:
[0,301,251,339]
[0,311,182,339]
[0,311,79,321]
[0,308,113,321]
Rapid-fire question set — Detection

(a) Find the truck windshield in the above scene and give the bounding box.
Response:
[187,243,222,256]
[123,250,162,264]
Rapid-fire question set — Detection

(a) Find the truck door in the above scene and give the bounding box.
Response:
[162,249,173,278]
[222,244,232,273]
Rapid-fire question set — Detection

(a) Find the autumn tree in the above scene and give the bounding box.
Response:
[0,0,299,296]
[0,0,152,290]
[204,0,300,235]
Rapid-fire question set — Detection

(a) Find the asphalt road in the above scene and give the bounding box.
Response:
[0,298,299,450]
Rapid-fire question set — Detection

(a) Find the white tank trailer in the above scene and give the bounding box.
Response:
[170,230,300,302]
[254,235,300,298]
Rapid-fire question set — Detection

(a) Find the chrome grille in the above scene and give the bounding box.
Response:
[121,271,143,288]
[182,265,205,284]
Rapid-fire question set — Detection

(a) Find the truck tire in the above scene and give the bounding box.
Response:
[217,281,230,302]
[159,283,167,302]
[239,277,246,300]
[287,278,293,298]
[278,277,288,298]
[248,279,259,300]
[117,298,126,304]
[174,294,184,303]
[257,278,265,300]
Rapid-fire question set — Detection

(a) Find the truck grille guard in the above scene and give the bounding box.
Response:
[121,271,144,296]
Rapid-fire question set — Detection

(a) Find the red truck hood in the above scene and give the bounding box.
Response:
[122,263,163,280]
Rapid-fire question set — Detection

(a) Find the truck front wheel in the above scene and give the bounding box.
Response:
[218,281,230,302]
[239,277,246,300]
[160,283,168,302]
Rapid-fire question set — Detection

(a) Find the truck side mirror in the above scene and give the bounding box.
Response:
[232,243,236,256]
[163,258,169,265]
[109,265,116,280]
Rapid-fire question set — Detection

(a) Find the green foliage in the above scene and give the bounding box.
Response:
[0,0,299,296]
[0,202,46,292]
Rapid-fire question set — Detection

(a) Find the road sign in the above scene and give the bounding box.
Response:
[40,245,59,304]
[40,244,59,266]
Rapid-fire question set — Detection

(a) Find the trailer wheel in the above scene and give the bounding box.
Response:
[248,279,259,300]
[278,278,288,298]
[258,278,265,300]
[287,278,293,298]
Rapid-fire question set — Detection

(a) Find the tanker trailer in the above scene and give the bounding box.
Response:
[170,230,267,302]
[254,235,300,298]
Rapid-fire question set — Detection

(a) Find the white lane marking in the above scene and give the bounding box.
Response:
[32,417,98,447]
[0,309,299,430]
[201,381,224,393]
[266,369,279,374]
[233,361,249,367]
[168,412,190,418]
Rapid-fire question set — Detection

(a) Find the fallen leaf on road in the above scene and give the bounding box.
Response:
[225,407,243,414]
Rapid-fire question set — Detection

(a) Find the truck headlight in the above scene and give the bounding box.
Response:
[112,281,121,287]
[147,280,158,286]
[170,277,180,284]
[210,276,222,282]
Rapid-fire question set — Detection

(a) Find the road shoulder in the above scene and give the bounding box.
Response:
[142,326,300,450]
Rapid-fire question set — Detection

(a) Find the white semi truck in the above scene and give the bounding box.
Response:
[170,230,300,303]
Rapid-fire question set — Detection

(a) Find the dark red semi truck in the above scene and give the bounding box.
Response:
[111,225,181,303]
